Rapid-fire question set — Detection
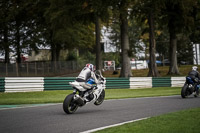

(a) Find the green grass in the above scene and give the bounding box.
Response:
[105,87,180,99]
[95,107,200,133]
[103,65,199,77]
[0,90,71,105]
[0,87,180,105]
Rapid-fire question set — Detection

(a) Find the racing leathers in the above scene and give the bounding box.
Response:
[187,70,200,93]
[76,67,99,90]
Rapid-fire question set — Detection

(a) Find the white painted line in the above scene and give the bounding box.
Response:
[80,117,149,133]
[0,103,62,111]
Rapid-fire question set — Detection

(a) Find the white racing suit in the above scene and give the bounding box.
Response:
[76,67,104,101]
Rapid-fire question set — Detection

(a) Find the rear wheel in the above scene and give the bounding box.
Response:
[63,94,78,114]
[181,84,189,98]
[94,89,105,106]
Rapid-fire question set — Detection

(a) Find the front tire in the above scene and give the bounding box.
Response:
[194,90,199,97]
[94,89,105,106]
[63,94,78,114]
[181,84,189,98]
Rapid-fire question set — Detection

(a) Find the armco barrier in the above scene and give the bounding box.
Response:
[171,77,185,87]
[0,77,186,93]
[4,77,44,92]
[44,77,76,90]
[0,78,5,92]
[152,77,171,87]
[44,77,129,90]
[130,77,152,89]
[106,77,130,89]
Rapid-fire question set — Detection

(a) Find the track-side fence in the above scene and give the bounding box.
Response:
[0,77,186,92]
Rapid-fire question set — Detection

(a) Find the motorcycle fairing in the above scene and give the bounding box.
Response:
[186,76,194,84]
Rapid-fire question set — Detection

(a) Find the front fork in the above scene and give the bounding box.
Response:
[93,84,104,101]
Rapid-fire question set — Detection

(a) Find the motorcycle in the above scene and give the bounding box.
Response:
[181,76,199,98]
[63,70,106,114]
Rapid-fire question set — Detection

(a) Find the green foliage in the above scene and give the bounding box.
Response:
[66,51,78,61]
[177,34,194,64]
[0,0,199,74]
[96,108,200,133]
[102,52,121,67]
[156,28,170,60]
[162,0,196,33]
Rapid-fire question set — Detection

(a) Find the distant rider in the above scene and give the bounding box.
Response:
[187,66,200,96]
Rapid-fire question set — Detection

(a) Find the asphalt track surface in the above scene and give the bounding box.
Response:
[0,95,200,133]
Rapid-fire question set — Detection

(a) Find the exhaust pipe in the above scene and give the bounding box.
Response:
[74,94,85,106]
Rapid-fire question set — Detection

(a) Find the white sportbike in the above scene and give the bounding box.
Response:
[63,71,106,114]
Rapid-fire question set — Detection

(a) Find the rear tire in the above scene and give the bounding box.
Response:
[181,84,189,98]
[94,89,105,106]
[63,94,78,114]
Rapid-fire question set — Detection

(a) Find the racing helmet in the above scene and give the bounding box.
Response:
[85,63,95,71]
[192,66,198,71]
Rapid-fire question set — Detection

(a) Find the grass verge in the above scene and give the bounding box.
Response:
[103,65,199,77]
[0,87,180,105]
[95,107,200,133]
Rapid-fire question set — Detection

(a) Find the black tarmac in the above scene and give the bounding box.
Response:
[0,95,200,133]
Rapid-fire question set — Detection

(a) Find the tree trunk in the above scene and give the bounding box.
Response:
[95,16,102,70]
[50,31,59,61]
[16,21,21,63]
[119,3,132,77]
[51,43,56,61]
[147,11,160,77]
[3,24,10,64]
[168,23,180,75]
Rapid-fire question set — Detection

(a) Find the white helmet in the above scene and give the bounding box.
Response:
[192,66,198,71]
[85,63,95,72]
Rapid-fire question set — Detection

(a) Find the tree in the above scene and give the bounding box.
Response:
[45,0,100,62]
[9,0,31,63]
[133,0,164,77]
[162,0,197,75]
[119,0,133,77]
[147,9,160,77]
[156,29,169,65]
[189,1,200,44]
[0,0,11,63]
[1,0,48,64]
[81,0,111,70]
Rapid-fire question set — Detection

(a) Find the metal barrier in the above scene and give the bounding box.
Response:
[0,77,185,92]
[171,77,185,87]
[130,77,152,89]
[106,78,130,89]
[152,77,171,87]
[0,78,5,92]
[4,77,44,92]
[44,77,75,90]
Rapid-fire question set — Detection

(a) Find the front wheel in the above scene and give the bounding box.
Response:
[94,89,105,106]
[194,90,199,97]
[63,94,78,114]
[181,84,189,98]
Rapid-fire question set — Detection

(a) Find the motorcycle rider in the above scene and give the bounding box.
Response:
[76,63,98,88]
[187,66,200,96]
[76,63,102,101]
